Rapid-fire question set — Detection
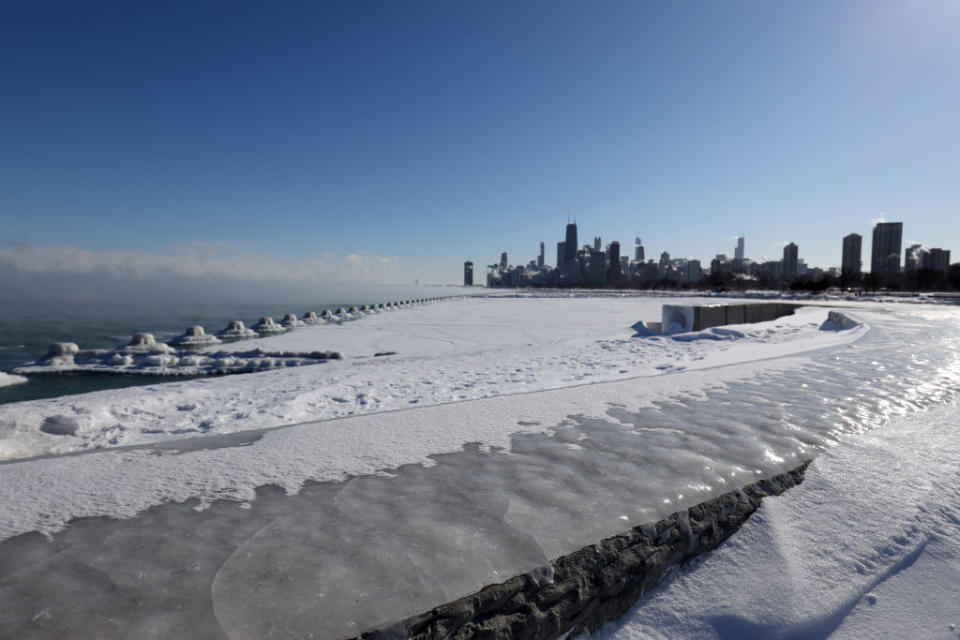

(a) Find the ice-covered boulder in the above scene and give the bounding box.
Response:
[216,320,257,339]
[348,306,361,315]
[302,311,323,324]
[280,313,305,328]
[46,342,79,358]
[320,309,334,320]
[169,325,221,347]
[335,307,349,317]
[252,317,284,334]
[116,333,175,355]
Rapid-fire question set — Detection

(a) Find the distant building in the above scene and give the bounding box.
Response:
[500,252,508,270]
[635,237,645,262]
[556,241,565,268]
[463,261,473,286]
[588,250,606,285]
[782,243,799,280]
[538,242,545,268]
[607,241,621,284]
[905,244,923,273]
[842,233,862,278]
[926,248,951,273]
[593,237,602,252]
[686,259,702,283]
[735,235,745,261]
[871,222,903,282]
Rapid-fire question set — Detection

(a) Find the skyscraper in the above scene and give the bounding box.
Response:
[463,261,473,286]
[782,242,799,280]
[593,237,602,252]
[871,222,903,282]
[607,241,621,284]
[563,222,579,281]
[635,237,644,262]
[538,242,545,268]
[500,252,508,270]
[556,242,565,268]
[735,235,745,261]
[842,233,862,277]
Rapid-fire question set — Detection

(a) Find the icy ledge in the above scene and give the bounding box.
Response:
[0,372,27,388]
[358,463,810,640]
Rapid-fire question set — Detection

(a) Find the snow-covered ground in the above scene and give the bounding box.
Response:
[1,296,958,639]
[0,296,867,459]
[592,399,960,640]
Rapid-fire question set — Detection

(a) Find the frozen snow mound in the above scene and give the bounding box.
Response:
[820,310,860,331]
[0,371,28,388]
[320,309,334,320]
[280,313,305,329]
[335,307,349,318]
[169,326,221,347]
[216,320,257,339]
[302,311,323,325]
[252,317,284,334]
[115,333,175,355]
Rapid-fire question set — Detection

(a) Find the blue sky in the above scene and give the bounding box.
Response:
[1,0,958,284]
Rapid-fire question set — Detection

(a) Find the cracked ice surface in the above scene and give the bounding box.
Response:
[0,302,959,638]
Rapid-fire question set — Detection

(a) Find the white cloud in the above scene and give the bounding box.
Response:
[770,241,790,248]
[0,244,405,284]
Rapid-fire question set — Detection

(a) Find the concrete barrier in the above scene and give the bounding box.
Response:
[662,303,800,332]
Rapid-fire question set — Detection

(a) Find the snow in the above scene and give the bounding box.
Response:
[0,297,867,459]
[591,399,960,640]
[0,297,957,638]
[215,319,258,339]
[0,372,27,388]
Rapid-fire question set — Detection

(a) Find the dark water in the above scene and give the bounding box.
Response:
[0,286,468,404]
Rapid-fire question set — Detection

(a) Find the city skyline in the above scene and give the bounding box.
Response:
[1,1,958,288]
[481,218,956,289]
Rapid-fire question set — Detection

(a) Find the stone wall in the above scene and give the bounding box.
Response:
[358,462,810,640]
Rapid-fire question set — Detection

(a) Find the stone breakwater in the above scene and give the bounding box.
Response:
[358,462,810,640]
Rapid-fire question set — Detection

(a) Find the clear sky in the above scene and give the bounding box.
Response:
[1,0,958,285]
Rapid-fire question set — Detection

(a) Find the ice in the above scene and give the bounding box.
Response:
[0,372,27,388]
[0,303,958,637]
[1,298,870,458]
[168,325,221,347]
[591,401,960,640]
[301,311,323,324]
[251,316,284,334]
[117,332,175,354]
[215,320,257,339]
[280,313,305,328]
[0,298,958,637]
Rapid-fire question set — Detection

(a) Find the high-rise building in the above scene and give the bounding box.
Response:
[686,259,702,283]
[735,235,745,261]
[607,241,621,284]
[556,242,565,268]
[927,248,951,273]
[842,233,862,277]
[500,252,508,270]
[538,242,545,268]
[563,222,579,282]
[588,250,606,285]
[905,244,923,273]
[593,237,602,252]
[782,242,799,280]
[463,261,473,286]
[635,237,644,262]
[871,222,903,282]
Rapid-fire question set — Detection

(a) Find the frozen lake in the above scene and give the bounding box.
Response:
[1,298,958,638]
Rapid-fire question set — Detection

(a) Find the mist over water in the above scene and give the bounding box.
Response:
[0,278,470,404]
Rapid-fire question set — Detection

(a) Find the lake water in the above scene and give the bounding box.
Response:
[0,285,470,404]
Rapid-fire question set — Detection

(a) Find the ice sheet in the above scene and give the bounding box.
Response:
[0,298,866,460]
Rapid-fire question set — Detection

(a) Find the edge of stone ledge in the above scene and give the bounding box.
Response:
[354,461,811,640]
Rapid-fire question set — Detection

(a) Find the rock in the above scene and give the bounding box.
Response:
[40,415,79,436]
